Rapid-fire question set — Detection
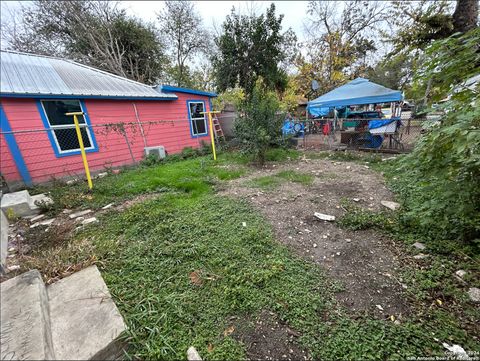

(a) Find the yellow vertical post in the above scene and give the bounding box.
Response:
[66,111,93,189]
[208,112,217,161]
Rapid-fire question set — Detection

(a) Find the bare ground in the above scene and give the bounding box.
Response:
[220,156,410,318]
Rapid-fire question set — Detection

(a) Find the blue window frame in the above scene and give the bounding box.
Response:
[36,99,99,157]
[186,100,208,137]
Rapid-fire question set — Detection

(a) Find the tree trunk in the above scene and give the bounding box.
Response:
[453,0,479,33]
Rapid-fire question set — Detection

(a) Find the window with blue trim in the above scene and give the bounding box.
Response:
[187,101,207,136]
[40,100,95,154]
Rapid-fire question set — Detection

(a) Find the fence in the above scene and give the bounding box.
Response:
[0,119,210,191]
[295,115,428,153]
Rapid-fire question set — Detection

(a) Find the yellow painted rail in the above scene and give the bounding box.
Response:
[201,111,221,161]
[65,111,93,189]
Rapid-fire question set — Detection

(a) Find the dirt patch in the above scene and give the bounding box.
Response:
[221,155,410,317]
[232,310,308,361]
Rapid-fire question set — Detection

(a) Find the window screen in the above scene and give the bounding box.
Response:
[188,102,207,135]
[41,100,94,153]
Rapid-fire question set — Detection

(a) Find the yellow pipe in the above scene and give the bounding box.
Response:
[208,112,217,161]
[201,111,221,161]
[66,112,93,189]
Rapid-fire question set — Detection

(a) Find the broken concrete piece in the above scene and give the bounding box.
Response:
[81,217,98,226]
[69,210,92,219]
[314,212,335,221]
[352,198,360,202]
[467,287,480,303]
[381,200,400,211]
[48,265,126,360]
[187,346,202,361]
[413,242,426,250]
[0,270,55,360]
[101,203,114,210]
[1,211,8,272]
[40,218,55,226]
[31,214,46,223]
[66,179,79,185]
[455,270,467,278]
[97,172,108,179]
[7,265,20,272]
[413,253,428,260]
[31,194,54,208]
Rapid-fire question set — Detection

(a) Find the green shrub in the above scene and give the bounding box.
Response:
[234,78,284,165]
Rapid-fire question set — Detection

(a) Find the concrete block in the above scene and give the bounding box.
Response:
[1,211,8,273]
[1,190,39,217]
[0,270,55,360]
[47,266,126,360]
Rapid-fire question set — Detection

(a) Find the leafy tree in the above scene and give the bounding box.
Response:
[3,0,168,84]
[157,1,210,87]
[234,78,283,165]
[394,28,480,242]
[212,4,294,97]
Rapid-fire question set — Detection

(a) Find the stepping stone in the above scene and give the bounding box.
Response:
[47,266,126,360]
[0,270,55,360]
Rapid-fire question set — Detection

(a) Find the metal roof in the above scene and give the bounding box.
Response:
[157,84,217,97]
[0,50,177,100]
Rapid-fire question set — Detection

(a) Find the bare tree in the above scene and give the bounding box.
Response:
[157,1,209,87]
[2,0,168,84]
[302,0,388,91]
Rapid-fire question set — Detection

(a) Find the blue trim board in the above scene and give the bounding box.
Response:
[36,99,99,158]
[160,85,217,98]
[2,93,178,101]
[186,100,209,138]
[0,104,32,186]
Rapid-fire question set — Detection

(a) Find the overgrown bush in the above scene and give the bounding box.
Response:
[234,79,284,164]
[388,29,480,242]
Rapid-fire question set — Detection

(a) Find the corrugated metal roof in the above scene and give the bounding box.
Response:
[0,50,177,99]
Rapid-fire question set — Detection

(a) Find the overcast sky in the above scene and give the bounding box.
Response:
[1,1,310,44]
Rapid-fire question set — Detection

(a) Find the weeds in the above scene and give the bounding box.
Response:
[248,170,313,190]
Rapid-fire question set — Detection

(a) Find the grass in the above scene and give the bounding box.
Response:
[248,170,314,190]
[18,148,480,359]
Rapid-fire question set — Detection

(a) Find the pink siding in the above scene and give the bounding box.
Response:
[0,133,21,182]
[0,95,212,184]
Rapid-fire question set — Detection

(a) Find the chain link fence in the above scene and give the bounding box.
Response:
[0,119,211,190]
[294,115,428,153]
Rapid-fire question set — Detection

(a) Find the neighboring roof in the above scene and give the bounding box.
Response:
[157,84,217,98]
[0,50,177,100]
[307,78,403,114]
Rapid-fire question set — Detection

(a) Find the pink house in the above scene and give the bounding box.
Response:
[0,51,216,190]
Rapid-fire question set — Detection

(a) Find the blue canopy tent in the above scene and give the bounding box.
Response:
[307,78,403,116]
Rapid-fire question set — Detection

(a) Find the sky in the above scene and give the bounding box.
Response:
[1,1,311,44]
[123,1,310,41]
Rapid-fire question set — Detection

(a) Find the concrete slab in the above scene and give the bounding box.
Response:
[1,211,7,272]
[47,265,126,360]
[0,270,55,360]
[1,190,39,217]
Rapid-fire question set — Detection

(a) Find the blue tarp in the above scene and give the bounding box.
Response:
[368,118,397,130]
[307,78,403,115]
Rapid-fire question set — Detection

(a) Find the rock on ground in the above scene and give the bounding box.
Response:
[467,287,480,303]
